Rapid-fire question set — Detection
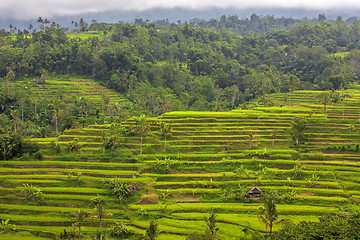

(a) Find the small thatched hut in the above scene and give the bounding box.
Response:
[247,186,263,197]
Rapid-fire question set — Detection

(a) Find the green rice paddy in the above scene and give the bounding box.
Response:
[2,79,360,239]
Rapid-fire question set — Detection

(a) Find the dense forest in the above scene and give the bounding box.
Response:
[1,15,360,137]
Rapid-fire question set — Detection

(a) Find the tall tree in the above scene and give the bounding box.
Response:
[108,122,125,150]
[0,139,12,161]
[290,116,307,145]
[91,195,107,240]
[10,109,20,133]
[33,97,38,116]
[135,115,150,155]
[230,85,239,109]
[79,18,86,32]
[49,99,63,146]
[258,195,283,236]
[71,209,90,240]
[319,92,331,120]
[101,93,110,118]
[288,76,298,107]
[159,121,172,152]
[19,98,24,122]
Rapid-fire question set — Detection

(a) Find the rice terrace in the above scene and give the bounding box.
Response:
[1,12,360,240]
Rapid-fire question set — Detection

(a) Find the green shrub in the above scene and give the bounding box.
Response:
[32,151,43,159]
[0,219,16,234]
[67,138,81,152]
[107,177,135,203]
[108,221,132,238]
[272,212,360,240]
[0,133,39,160]
[292,163,304,178]
[152,157,178,173]
[21,183,44,202]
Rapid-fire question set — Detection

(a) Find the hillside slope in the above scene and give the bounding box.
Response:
[1,85,360,239]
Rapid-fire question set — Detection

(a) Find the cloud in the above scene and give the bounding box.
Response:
[2,0,360,20]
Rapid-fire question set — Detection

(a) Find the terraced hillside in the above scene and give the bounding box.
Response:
[1,87,360,239]
[263,85,360,120]
[131,110,360,239]
[30,76,130,111]
[0,152,151,238]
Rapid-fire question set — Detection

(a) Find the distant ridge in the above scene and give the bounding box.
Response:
[1,7,360,30]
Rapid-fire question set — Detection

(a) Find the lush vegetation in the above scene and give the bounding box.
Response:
[2,15,360,141]
[1,14,360,239]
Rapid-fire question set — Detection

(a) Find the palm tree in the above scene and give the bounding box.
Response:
[79,18,85,32]
[71,209,90,240]
[135,115,150,155]
[288,76,297,107]
[37,17,45,30]
[10,109,20,133]
[231,85,239,109]
[1,142,9,161]
[19,98,24,122]
[258,195,283,236]
[205,211,219,237]
[319,92,331,120]
[145,220,159,240]
[91,195,108,240]
[159,121,172,152]
[37,17,43,24]
[49,99,63,146]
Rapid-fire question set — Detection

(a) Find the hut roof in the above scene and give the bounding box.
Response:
[247,186,263,194]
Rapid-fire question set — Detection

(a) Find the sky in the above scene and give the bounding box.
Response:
[2,0,360,20]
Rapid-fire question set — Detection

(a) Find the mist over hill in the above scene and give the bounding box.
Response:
[1,7,360,30]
